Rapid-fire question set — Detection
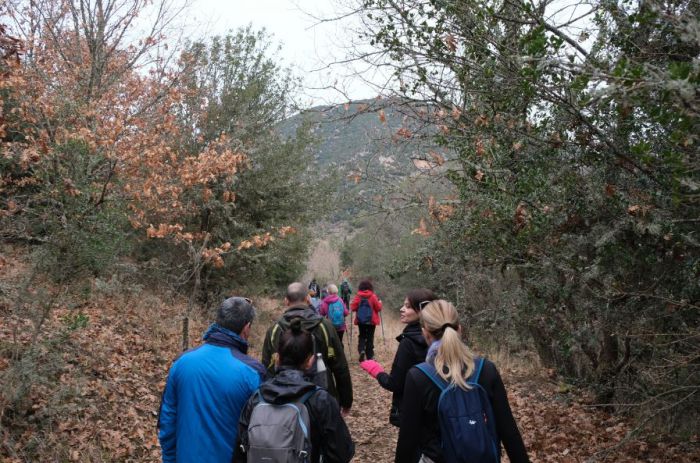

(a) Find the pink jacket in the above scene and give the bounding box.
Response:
[319,294,349,331]
[350,290,382,326]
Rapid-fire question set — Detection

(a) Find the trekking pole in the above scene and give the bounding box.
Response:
[348,310,353,358]
[379,311,386,346]
[346,331,352,360]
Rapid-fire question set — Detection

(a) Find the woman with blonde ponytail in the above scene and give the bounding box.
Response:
[395,300,529,463]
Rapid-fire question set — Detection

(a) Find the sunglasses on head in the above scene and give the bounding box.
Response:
[232,296,253,306]
[418,300,437,311]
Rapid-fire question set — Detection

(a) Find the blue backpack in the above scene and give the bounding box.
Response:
[328,300,345,328]
[415,357,500,463]
[356,297,373,324]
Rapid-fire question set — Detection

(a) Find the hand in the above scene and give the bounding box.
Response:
[360,359,384,378]
[341,407,351,418]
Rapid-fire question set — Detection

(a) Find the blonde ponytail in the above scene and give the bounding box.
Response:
[421,300,475,390]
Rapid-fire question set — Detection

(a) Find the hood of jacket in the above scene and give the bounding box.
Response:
[322,294,341,304]
[356,289,375,298]
[280,303,323,331]
[259,368,316,404]
[201,323,250,354]
[396,321,427,347]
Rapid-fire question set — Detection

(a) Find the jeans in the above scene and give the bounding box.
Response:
[357,324,376,359]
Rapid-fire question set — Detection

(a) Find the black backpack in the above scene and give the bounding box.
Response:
[270,316,335,389]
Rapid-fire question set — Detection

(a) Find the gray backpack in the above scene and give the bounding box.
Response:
[245,389,316,463]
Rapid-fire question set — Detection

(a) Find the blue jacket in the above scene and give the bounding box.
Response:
[158,324,265,463]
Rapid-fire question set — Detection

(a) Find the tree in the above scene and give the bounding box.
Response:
[352,0,699,433]
[168,29,324,296]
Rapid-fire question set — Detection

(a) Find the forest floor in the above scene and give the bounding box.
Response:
[0,245,698,461]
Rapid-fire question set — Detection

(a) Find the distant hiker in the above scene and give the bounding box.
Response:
[320,284,350,343]
[359,288,436,426]
[261,282,353,415]
[395,300,530,463]
[309,290,321,313]
[158,297,265,463]
[234,318,355,463]
[308,278,320,298]
[350,279,382,361]
[320,286,329,300]
[339,278,352,308]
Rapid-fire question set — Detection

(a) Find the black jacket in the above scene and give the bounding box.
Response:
[396,358,530,463]
[375,322,427,426]
[261,304,353,409]
[234,368,355,463]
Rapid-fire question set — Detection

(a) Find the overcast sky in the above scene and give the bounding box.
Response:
[184,0,377,107]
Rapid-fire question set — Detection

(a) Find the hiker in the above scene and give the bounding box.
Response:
[261,282,353,414]
[320,284,349,342]
[359,288,437,426]
[309,289,321,313]
[234,318,355,463]
[350,279,382,361]
[308,278,320,299]
[395,300,530,463]
[340,277,352,308]
[158,297,265,463]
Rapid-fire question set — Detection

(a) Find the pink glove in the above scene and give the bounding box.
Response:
[360,359,384,378]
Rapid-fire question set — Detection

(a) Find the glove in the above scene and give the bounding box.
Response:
[360,359,384,379]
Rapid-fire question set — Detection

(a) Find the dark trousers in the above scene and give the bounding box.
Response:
[358,324,376,360]
[337,329,345,344]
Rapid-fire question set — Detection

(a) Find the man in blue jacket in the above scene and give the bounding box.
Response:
[158,296,265,462]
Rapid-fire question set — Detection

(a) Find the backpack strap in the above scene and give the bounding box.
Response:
[269,323,282,370]
[298,387,319,404]
[415,362,449,391]
[317,321,335,359]
[469,357,485,383]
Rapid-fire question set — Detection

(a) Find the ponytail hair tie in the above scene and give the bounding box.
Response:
[441,323,457,332]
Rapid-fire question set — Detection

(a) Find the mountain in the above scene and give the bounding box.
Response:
[277,99,442,223]
[278,98,436,174]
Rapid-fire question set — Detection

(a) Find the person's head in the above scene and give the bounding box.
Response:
[420,300,475,390]
[327,284,338,295]
[277,318,314,370]
[400,288,437,324]
[285,282,309,306]
[358,280,373,292]
[216,297,256,339]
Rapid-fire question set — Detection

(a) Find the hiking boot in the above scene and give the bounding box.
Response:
[359,351,366,362]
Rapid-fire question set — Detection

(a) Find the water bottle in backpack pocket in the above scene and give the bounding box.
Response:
[416,357,500,463]
[245,389,316,463]
[356,297,373,324]
[328,300,345,328]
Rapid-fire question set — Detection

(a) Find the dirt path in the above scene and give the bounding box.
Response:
[343,315,402,462]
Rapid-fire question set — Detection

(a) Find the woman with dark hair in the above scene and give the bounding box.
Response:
[350,279,383,361]
[235,319,355,463]
[359,288,437,426]
[396,300,529,463]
